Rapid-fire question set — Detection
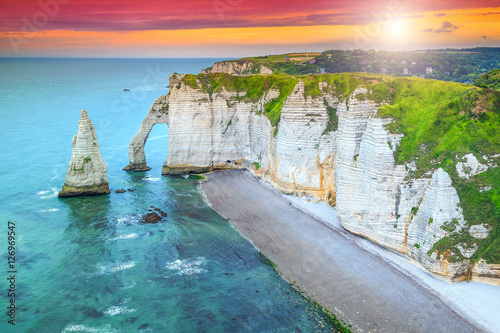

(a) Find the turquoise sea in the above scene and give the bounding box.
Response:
[0,58,339,332]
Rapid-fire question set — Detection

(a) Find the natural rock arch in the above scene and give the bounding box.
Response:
[124,95,169,171]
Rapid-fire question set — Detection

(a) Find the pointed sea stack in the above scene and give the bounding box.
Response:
[59,109,111,197]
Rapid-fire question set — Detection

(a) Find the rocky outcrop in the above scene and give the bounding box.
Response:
[125,74,499,285]
[124,95,169,171]
[59,109,110,197]
[456,153,488,179]
[260,65,273,74]
[201,61,275,75]
[201,60,253,75]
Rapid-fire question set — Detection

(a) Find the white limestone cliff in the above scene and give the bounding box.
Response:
[125,74,499,285]
[201,61,275,75]
[201,61,253,75]
[124,95,169,171]
[59,109,110,197]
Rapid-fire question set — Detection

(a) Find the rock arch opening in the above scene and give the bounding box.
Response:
[124,95,169,172]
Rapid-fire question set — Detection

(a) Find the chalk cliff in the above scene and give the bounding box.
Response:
[59,109,110,197]
[201,60,274,75]
[126,73,500,285]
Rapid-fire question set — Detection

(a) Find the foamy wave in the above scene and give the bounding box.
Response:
[104,306,137,316]
[62,324,117,333]
[116,215,141,226]
[40,208,60,213]
[143,176,160,181]
[92,261,136,276]
[109,261,136,273]
[120,281,137,290]
[40,188,58,199]
[113,233,139,240]
[181,174,189,179]
[165,257,207,276]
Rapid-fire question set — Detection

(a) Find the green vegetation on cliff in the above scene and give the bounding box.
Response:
[181,69,500,264]
[374,78,500,264]
[220,48,500,82]
[182,73,298,131]
[475,69,500,91]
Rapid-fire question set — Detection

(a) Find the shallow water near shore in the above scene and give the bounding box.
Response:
[0,58,341,332]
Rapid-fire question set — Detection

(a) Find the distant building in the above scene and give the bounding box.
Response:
[308,59,317,64]
[402,60,407,65]
[403,68,409,75]
[359,59,370,65]
[426,67,433,74]
[412,62,416,65]
[283,56,290,62]
[319,68,326,74]
[381,68,388,74]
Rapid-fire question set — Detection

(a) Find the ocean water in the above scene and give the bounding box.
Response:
[0,58,340,332]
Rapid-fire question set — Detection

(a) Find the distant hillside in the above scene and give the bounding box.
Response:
[216,48,500,84]
[475,69,500,91]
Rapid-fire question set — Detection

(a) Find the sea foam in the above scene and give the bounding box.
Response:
[165,257,207,276]
[143,175,160,181]
[40,208,60,213]
[108,261,136,273]
[62,324,118,333]
[104,306,137,316]
[112,233,139,241]
[39,188,58,199]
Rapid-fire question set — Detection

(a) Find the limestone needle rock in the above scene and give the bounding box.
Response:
[59,109,110,197]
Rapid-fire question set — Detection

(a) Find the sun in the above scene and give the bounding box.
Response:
[388,20,406,38]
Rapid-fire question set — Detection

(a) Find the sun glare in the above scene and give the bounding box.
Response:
[388,20,406,38]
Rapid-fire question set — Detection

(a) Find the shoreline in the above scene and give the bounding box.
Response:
[201,169,498,333]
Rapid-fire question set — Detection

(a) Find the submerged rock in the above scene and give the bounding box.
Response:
[141,207,167,223]
[59,109,111,197]
[115,189,126,193]
[141,212,162,224]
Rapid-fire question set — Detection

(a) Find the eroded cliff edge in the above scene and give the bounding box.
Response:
[126,72,500,285]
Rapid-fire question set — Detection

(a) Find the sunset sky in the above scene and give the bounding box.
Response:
[1,0,499,57]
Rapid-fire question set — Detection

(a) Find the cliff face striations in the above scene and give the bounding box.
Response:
[124,95,169,171]
[126,72,500,285]
[59,109,110,197]
[201,60,274,75]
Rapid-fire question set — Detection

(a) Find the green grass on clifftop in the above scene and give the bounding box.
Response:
[375,78,500,264]
[182,73,299,130]
[181,70,500,264]
[475,69,500,91]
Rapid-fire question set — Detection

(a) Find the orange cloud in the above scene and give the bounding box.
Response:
[0,5,498,56]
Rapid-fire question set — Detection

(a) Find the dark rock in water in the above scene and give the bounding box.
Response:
[141,212,162,224]
[123,89,130,91]
[83,308,104,318]
[138,323,149,330]
[152,207,167,217]
[115,189,126,193]
[127,188,135,192]
[122,317,137,324]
